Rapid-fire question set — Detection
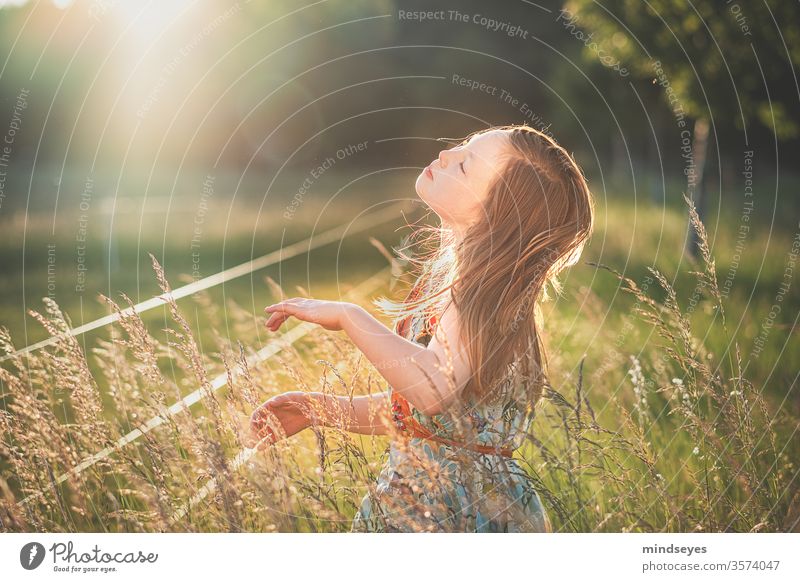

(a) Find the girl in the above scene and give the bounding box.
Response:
[248,123,594,532]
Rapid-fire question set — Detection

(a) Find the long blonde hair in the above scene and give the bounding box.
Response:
[375,123,595,410]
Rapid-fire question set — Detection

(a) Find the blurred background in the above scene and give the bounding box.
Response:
[0,0,798,404]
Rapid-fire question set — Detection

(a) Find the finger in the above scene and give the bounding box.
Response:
[265,303,289,314]
[252,413,287,451]
[254,428,277,451]
[265,305,299,329]
[266,312,291,331]
[265,298,302,313]
[266,307,293,325]
[252,404,286,431]
[250,408,269,434]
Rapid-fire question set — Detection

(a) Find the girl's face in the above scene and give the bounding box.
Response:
[415,129,510,231]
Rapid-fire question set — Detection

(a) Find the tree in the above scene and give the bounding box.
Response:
[563,0,800,257]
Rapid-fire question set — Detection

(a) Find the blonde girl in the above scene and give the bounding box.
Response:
[247,123,594,532]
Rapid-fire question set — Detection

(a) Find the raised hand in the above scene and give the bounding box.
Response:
[264,298,355,332]
[245,391,314,451]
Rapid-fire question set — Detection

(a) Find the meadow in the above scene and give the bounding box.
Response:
[0,180,798,532]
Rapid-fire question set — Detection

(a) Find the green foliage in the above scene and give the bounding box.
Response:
[564,0,800,138]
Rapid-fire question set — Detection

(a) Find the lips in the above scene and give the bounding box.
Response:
[425,164,433,179]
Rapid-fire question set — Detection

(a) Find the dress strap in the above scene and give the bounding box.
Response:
[390,391,515,458]
[391,281,515,458]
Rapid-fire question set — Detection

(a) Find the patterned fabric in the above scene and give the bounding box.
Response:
[350,300,551,533]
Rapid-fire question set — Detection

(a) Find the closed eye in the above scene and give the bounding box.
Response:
[459,161,466,174]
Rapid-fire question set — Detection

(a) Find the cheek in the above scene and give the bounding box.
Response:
[414,173,430,198]
[415,174,479,216]
[439,178,479,208]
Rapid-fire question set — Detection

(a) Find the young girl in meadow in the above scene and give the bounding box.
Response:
[247,123,594,532]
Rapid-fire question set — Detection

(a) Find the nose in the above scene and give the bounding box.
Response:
[438,148,456,168]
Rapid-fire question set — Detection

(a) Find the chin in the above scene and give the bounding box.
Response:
[414,174,429,199]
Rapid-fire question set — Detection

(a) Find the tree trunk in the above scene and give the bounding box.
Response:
[649,118,664,204]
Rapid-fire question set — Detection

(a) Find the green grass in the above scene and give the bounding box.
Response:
[0,186,797,532]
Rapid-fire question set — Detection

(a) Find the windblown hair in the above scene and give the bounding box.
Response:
[375,123,595,411]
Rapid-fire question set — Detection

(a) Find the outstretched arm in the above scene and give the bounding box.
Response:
[310,390,392,435]
[264,298,472,416]
[246,390,392,450]
[338,304,470,415]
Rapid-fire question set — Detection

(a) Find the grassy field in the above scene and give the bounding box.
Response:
[0,182,798,532]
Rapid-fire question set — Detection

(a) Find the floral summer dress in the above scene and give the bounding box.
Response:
[350,302,552,533]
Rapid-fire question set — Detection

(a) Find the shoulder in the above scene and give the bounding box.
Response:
[427,297,472,379]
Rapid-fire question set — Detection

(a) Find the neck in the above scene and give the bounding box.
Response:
[442,220,469,246]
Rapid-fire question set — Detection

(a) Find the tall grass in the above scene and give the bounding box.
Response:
[0,196,798,532]
[526,194,798,532]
